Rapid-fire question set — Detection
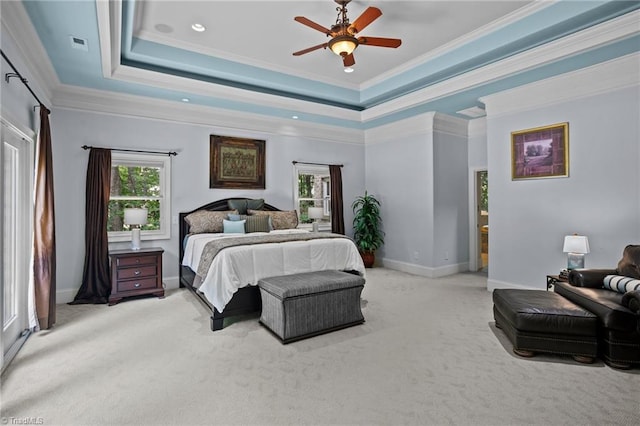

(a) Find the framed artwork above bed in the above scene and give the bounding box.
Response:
[209,135,265,189]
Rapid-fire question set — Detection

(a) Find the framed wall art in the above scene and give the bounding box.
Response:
[209,135,265,189]
[511,122,569,180]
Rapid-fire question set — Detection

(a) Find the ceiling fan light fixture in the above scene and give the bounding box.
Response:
[344,66,354,73]
[328,35,358,57]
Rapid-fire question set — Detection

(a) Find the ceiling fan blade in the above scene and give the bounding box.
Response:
[349,7,382,34]
[294,16,333,35]
[358,36,402,48]
[293,43,328,56]
[343,53,355,67]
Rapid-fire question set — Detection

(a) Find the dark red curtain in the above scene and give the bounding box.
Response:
[71,148,112,304]
[33,105,56,329]
[329,165,345,235]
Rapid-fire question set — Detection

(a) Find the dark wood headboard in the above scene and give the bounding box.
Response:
[178,197,281,263]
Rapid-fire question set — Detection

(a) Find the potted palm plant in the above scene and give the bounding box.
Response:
[352,191,384,267]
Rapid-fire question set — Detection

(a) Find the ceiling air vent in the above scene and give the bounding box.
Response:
[457,106,486,118]
[69,36,88,52]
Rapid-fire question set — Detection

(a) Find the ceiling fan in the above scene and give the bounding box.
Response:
[293,0,402,68]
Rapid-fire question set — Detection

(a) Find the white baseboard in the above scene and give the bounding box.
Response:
[56,288,76,304]
[487,279,539,292]
[56,275,181,305]
[382,258,469,278]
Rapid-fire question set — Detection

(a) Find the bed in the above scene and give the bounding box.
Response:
[179,198,365,331]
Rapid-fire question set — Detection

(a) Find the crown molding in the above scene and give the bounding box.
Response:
[480,53,640,118]
[361,10,640,123]
[51,84,364,145]
[95,1,362,124]
[0,0,59,105]
[361,1,552,89]
[364,112,436,145]
[433,113,468,138]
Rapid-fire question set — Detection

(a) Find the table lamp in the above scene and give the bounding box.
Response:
[124,208,148,250]
[308,207,324,232]
[563,234,590,269]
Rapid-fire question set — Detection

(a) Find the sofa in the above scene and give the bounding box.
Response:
[553,245,640,369]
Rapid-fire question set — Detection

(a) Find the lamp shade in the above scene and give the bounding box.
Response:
[328,35,358,56]
[563,235,590,254]
[308,207,324,220]
[124,208,148,226]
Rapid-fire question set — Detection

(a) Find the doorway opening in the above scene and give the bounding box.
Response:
[477,170,488,271]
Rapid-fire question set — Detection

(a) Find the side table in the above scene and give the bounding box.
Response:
[109,247,165,305]
[546,274,568,291]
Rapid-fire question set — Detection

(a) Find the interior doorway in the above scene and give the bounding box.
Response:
[469,168,488,273]
[477,170,488,271]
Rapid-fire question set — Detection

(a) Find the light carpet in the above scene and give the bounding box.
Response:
[1,268,638,425]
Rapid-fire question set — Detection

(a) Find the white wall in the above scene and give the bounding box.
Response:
[50,108,365,302]
[364,112,470,277]
[433,126,469,269]
[0,27,46,135]
[483,55,640,290]
[365,114,435,270]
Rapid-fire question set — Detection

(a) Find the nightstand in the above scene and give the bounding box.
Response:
[546,274,568,291]
[109,247,164,305]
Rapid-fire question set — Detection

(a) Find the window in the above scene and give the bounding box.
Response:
[293,164,331,229]
[108,152,171,242]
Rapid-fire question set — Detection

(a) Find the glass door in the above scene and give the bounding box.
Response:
[2,120,33,369]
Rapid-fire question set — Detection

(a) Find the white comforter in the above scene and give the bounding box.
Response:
[182,230,366,312]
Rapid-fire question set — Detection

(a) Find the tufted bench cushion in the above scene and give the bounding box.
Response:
[258,270,365,343]
[493,289,598,363]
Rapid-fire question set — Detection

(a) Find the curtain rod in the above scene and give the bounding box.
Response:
[292,161,343,167]
[1,49,47,109]
[81,145,178,156]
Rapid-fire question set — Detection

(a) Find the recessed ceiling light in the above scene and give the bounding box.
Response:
[181,98,190,102]
[344,67,354,73]
[191,23,206,32]
[292,115,299,119]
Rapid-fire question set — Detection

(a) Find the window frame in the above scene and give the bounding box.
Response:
[108,152,171,242]
[293,163,331,231]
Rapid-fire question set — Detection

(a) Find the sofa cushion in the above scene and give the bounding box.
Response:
[616,244,640,279]
[554,281,636,332]
[603,275,640,293]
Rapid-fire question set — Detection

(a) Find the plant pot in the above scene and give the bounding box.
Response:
[360,251,375,268]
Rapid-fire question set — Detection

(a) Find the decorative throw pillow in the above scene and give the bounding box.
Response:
[248,209,298,230]
[227,199,265,215]
[223,219,246,234]
[245,215,270,233]
[246,198,265,211]
[616,245,640,279]
[185,210,238,233]
[602,275,640,293]
[227,214,247,221]
[227,199,248,215]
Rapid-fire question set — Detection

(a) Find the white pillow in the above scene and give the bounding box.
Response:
[603,275,640,293]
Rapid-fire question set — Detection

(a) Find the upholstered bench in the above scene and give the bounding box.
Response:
[258,270,365,343]
[493,289,598,363]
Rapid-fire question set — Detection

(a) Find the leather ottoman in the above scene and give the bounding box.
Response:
[493,289,598,363]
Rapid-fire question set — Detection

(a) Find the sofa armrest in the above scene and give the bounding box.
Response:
[568,269,617,288]
[622,290,640,314]
[621,291,640,333]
